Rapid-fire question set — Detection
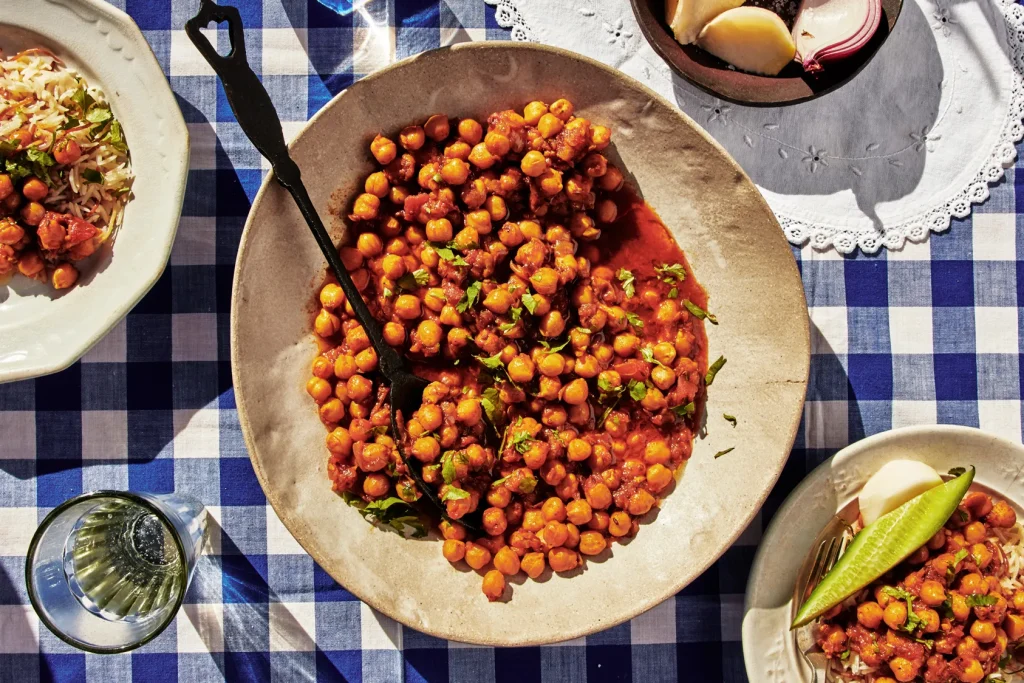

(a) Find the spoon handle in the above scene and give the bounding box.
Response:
[184,0,406,379]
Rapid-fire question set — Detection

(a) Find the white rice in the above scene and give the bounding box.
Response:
[0,48,132,239]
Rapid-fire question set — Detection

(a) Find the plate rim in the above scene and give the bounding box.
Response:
[0,0,189,383]
[231,40,810,645]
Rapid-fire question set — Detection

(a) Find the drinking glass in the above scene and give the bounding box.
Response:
[314,0,370,16]
[26,491,207,653]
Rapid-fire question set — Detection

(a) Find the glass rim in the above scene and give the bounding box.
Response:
[25,490,190,655]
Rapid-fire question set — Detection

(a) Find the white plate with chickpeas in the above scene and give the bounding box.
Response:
[0,0,188,383]
[744,425,1024,682]
[232,42,810,646]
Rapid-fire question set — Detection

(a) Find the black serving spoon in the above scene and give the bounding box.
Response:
[185,0,481,533]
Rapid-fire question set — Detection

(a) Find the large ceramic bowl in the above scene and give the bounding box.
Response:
[0,0,188,383]
[743,425,1024,680]
[232,42,810,646]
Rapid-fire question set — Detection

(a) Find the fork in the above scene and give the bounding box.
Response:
[792,515,855,683]
[184,0,482,533]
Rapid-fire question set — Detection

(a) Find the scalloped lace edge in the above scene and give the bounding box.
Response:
[485,0,1024,254]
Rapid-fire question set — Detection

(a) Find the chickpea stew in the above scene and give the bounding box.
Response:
[0,48,133,291]
[816,490,1024,682]
[306,98,714,602]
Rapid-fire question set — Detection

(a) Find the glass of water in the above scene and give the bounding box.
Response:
[26,491,207,653]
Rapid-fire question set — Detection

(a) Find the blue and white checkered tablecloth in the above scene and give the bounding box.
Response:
[1,0,1023,680]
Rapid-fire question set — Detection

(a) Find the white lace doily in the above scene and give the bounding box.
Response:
[486,0,1024,253]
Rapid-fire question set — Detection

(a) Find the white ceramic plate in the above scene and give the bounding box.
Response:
[0,0,188,383]
[743,425,1024,681]
[233,42,810,646]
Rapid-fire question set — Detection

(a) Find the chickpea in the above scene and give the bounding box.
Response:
[590,125,611,150]
[312,356,335,380]
[22,177,47,202]
[347,375,373,402]
[537,113,564,139]
[482,507,508,536]
[520,150,547,178]
[568,439,592,462]
[306,377,332,403]
[458,118,483,145]
[493,546,521,576]
[652,342,677,366]
[425,218,453,243]
[0,220,23,245]
[644,441,671,466]
[1004,613,1024,640]
[508,354,536,383]
[964,521,987,544]
[539,311,566,338]
[917,607,940,633]
[422,114,449,142]
[883,600,908,630]
[399,125,425,151]
[548,547,579,572]
[521,552,545,579]
[920,580,946,606]
[540,497,566,523]
[1013,590,1024,612]
[436,157,468,186]
[0,174,11,201]
[417,320,442,348]
[960,573,987,595]
[972,542,993,569]
[482,570,505,601]
[363,171,389,199]
[612,333,639,357]
[351,193,380,221]
[967,619,997,644]
[468,143,497,169]
[887,658,915,683]
[586,482,612,510]
[541,521,570,549]
[642,464,671,494]
[380,255,406,282]
[530,267,559,295]
[856,601,884,629]
[608,511,631,537]
[596,199,618,223]
[363,473,390,498]
[455,398,482,426]
[392,295,422,321]
[537,168,563,197]
[987,500,1017,528]
[21,201,44,226]
[50,137,82,166]
[483,131,510,157]
[484,195,507,222]
[348,345,376,372]
[416,405,442,432]
[628,489,656,516]
[519,220,543,240]
[651,366,676,391]
[442,539,466,563]
[952,593,970,621]
[314,309,342,338]
[575,530,606,556]
[370,135,397,164]
[959,659,984,683]
[561,378,589,406]
[561,500,592,527]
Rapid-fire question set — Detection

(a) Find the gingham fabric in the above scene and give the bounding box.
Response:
[1,1,1021,681]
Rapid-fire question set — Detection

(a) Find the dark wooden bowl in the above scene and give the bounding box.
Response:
[631,0,904,106]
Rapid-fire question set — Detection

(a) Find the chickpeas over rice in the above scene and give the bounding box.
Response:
[308,99,713,601]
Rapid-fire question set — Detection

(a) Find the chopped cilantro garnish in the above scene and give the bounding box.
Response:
[521,292,539,315]
[435,246,468,266]
[616,268,636,298]
[640,346,669,368]
[476,353,505,371]
[655,263,687,284]
[724,414,737,426]
[499,307,522,332]
[627,380,647,401]
[598,375,617,393]
[71,87,94,112]
[510,430,535,454]
[947,548,969,581]
[85,105,112,125]
[683,299,718,324]
[440,450,467,484]
[480,387,504,429]
[441,486,470,502]
[668,287,678,299]
[540,339,569,354]
[340,494,426,538]
[713,448,734,459]
[966,594,999,608]
[672,402,695,418]
[81,168,103,184]
[457,280,482,312]
[705,356,726,387]
[626,311,644,331]
[397,268,429,290]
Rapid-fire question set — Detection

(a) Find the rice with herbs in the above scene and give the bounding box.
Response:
[0,48,132,240]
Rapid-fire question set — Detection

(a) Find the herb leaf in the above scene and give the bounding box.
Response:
[499,307,522,332]
[441,486,470,502]
[947,548,969,582]
[397,268,429,290]
[626,311,644,331]
[724,414,737,427]
[540,338,569,354]
[476,353,505,371]
[683,299,718,324]
[714,448,734,459]
[598,375,617,393]
[71,87,95,112]
[966,594,999,608]
[480,387,504,429]
[81,168,103,184]
[628,379,647,401]
[617,268,636,298]
[705,356,727,387]
[457,280,482,312]
[85,105,112,125]
[341,494,426,538]
[436,246,468,266]
[672,402,695,418]
[655,262,687,284]
[521,292,539,315]
[440,450,467,484]
[668,287,678,299]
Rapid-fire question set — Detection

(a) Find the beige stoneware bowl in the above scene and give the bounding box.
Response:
[231,42,810,646]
